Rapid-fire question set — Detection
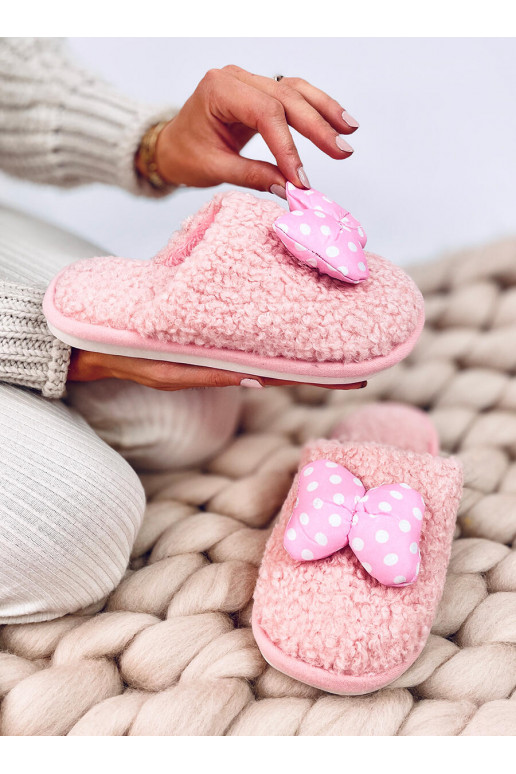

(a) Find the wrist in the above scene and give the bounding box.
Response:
[135,118,177,191]
[67,348,107,382]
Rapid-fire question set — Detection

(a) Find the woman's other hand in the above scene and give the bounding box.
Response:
[68,349,366,392]
[145,65,359,197]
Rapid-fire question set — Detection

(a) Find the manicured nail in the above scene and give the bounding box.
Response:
[240,378,263,389]
[341,109,359,129]
[270,183,287,200]
[336,135,354,154]
[297,166,310,188]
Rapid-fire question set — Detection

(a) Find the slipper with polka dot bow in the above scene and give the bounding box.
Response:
[43,190,424,386]
[273,182,369,283]
[252,403,463,695]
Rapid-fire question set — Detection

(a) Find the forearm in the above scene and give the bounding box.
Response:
[0,280,70,398]
[0,37,177,196]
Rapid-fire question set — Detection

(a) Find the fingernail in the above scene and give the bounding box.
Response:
[336,135,354,154]
[297,166,311,188]
[270,183,287,200]
[341,109,359,129]
[240,378,263,389]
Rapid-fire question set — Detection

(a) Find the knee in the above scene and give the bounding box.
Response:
[67,380,242,471]
[0,442,145,624]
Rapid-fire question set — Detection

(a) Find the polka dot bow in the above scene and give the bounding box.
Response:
[273,182,369,284]
[284,459,425,587]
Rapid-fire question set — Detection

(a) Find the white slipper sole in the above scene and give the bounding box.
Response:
[48,321,378,385]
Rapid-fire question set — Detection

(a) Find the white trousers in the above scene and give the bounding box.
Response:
[0,210,241,623]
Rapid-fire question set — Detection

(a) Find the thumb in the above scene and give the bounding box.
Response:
[211,151,286,194]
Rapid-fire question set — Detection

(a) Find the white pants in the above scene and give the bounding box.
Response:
[0,210,241,623]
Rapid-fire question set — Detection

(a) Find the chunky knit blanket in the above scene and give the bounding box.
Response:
[1,237,516,736]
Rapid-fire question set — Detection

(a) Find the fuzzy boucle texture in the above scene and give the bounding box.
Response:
[51,191,424,365]
[332,403,440,456]
[253,440,463,680]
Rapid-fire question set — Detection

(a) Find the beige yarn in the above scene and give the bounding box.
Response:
[2,237,516,735]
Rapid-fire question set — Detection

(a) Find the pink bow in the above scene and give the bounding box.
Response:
[273,182,369,284]
[283,459,424,586]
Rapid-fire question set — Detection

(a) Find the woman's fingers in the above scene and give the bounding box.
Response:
[140,361,367,392]
[220,66,356,160]
[274,78,354,160]
[209,151,286,194]
[206,69,308,187]
[282,75,359,134]
[79,351,366,392]
[113,359,247,390]
[144,363,367,392]
[260,378,367,390]
[69,349,367,392]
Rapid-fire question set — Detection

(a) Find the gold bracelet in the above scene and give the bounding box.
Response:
[135,119,171,191]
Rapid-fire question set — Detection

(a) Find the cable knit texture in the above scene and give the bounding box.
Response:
[253,439,463,683]
[0,37,177,196]
[48,191,424,366]
[0,37,178,396]
[0,204,108,398]
[0,281,70,397]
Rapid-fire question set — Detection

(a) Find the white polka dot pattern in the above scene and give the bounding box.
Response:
[272,182,369,285]
[283,458,425,587]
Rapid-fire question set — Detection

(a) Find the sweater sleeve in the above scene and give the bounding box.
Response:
[0,281,70,398]
[0,38,181,398]
[0,37,178,196]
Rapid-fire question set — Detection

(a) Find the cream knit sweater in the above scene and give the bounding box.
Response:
[0,37,176,398]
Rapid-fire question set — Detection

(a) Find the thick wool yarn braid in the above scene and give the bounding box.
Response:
[1,237,516,735]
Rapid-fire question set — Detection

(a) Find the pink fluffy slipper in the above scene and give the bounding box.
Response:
[252,403,463,694]
[43,190,424,385]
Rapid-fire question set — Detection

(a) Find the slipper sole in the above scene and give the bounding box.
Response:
[252,614,423,695]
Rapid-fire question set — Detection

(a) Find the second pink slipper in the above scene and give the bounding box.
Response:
[43,190,424,385]
[252,404,463,695]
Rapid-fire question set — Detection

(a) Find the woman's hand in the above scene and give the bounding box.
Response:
[148,65,359,196]
[68,349,366,392]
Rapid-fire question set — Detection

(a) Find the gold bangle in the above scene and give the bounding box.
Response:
[135,119,171,190]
